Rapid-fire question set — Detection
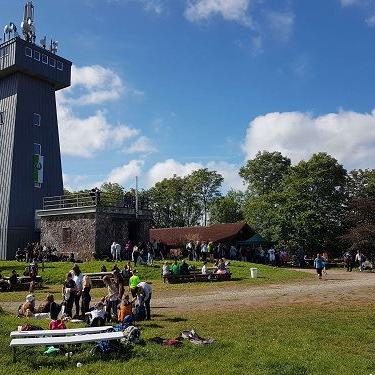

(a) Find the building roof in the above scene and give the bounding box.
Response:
[150,221,253,246]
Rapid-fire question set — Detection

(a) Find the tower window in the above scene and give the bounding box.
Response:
[57,61,63,71]
[1,46,9,59]
[49,58,56,68]
[33,143,41,155]
[41,54,48,64]
[25,47,32,57]
[0,111,4,125]
[33,113,41,127]
[33,50,40,61]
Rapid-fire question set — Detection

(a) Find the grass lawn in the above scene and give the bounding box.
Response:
[0,302,374,375]
[0,260,312,303]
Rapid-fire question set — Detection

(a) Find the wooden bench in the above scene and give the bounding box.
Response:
[10,326,112,338]
[84,272,114,288]
[3,276,43,291]
[10,330,124,361]
[163,271,231,284]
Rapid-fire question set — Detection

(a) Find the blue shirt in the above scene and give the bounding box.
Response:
[314,257,324,269]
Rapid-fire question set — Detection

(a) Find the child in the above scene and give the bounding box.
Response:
[86,301,106,327]
[117,294,135,323]
[162,262,171,276]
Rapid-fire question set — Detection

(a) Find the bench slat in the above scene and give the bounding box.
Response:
[10,326,112,338]
[10,331,124,347]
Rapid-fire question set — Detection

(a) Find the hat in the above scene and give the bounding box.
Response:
[26,294,35,302]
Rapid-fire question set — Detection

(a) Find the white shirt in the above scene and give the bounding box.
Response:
[111,243,116,255]
[202,265,208,275]
[137,282,152,300]
[90,308,106,320]
[115,243,121,253]
[72,273,83,292]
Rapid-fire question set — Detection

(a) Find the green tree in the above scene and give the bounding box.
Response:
[239,151,291,196]
[189,168,224,226]
[100,182,125,206]
[209,190,244,224]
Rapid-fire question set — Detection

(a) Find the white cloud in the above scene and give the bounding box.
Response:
[365,13,375,25]
[266,11,295,42]
[145,158,243,190]
[59,65,124,106]
[57,103,139,158]
[340,0,364,6]
[242,109,375,169]
[185,0,252,26]
[107,160,145,185]
[124,136,157,154]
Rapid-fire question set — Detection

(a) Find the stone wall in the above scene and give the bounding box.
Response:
[40,213,96,260]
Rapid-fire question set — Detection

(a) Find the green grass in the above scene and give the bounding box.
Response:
[1,303,374,374]
[0,260,311,303]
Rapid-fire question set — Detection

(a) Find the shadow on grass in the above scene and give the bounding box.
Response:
[142,323,164,329]
[163,317,188,323]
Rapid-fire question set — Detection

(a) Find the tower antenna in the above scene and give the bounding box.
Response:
[21,1,36,43]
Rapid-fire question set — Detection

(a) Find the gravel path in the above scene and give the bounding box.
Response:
[2,269,374,314]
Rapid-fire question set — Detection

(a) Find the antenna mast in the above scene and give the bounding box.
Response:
[21,1,36,43]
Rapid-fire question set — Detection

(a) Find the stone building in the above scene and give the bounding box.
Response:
[37,193,152,260]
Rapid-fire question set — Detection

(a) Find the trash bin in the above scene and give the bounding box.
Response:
[250,268,258,278]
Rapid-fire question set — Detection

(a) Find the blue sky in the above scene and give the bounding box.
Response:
[3,0,375,191]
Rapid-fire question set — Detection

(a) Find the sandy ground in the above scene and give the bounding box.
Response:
[2,269,375,314]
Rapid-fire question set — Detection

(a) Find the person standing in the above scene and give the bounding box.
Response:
[132,244,140,266]
[355,250,365,271]
[314,253,325,280]
[129,270,141,298]
[195,241,201,261]
[81,274,92,316]
[103,275,119,322]
[115,242,122,261]
[71,264,83,318]
[268,247,276,266]
[62,272,76,317]
[136,281,152,320]
[344,251,353,272]
[111,242,116,261]
[201,242,208,261]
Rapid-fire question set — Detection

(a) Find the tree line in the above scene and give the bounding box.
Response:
[64,151,375,257]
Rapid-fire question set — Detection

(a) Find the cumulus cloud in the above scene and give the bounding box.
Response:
[107,160,145,185]
[185,0,252,26]
[242,109,375,169]
[57,103,139,158]
[124,136,157,154]
[145,158,243,190]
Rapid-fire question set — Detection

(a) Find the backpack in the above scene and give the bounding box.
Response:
[134,304,146,321]
[123,325,141,344]
[90,339,121,356]
[20,323,43,331]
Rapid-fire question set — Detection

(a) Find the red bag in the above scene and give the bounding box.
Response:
[49,320,66,330]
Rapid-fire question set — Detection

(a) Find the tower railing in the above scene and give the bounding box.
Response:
[42,192,149,210]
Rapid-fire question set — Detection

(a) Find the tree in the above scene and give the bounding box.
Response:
[239,151,291,196]
[148,175,201,228]
[209,190,244,224]
[189,168,224,226]
[99,182,125,206]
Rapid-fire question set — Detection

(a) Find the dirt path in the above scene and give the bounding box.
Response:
[2,269,374,314]
[152,269,375,313]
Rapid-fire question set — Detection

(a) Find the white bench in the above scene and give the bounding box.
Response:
[10,331,125,361]
[10,326,112,338]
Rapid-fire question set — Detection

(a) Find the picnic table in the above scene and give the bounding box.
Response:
[2,275,43,291]
[163,270,231,284]
[10,326,112,338]
[84,271,114,288]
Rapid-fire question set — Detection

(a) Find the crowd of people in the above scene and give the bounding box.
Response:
[17,263,152,326]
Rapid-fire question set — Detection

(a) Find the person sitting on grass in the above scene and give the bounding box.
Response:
[18,294,35,317]
[86,301,106,327]
[171,260,180,276]
[180,259,190,275]
[37,294,61,320]
[314,253,325,280]
[162,262,171,276]
[118,294,136,323]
